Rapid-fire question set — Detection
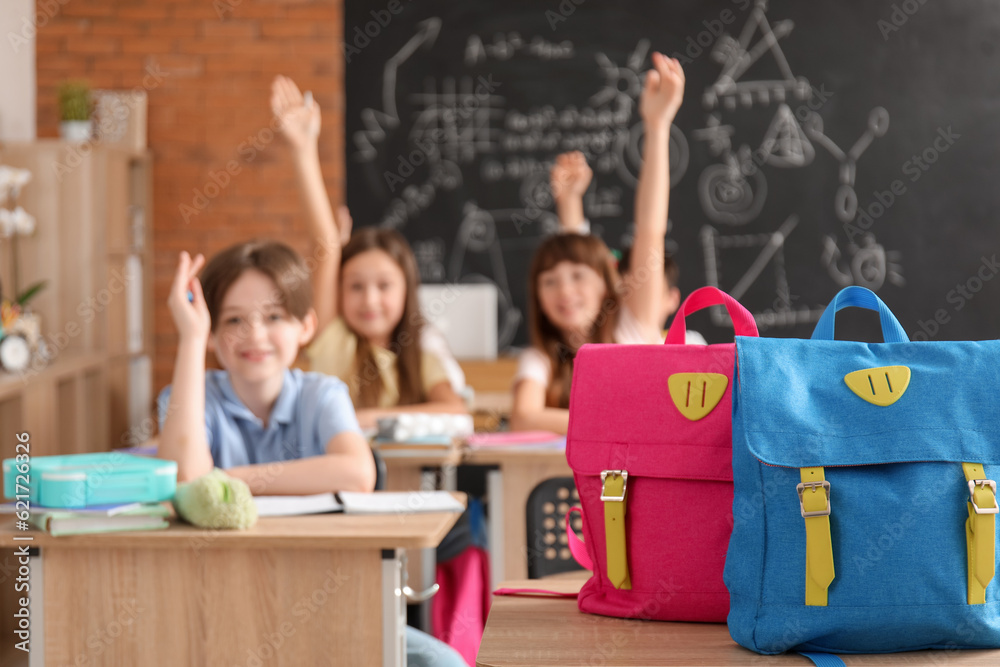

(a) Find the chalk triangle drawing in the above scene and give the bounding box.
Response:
[759,104,814,167]
[704,2,810,109]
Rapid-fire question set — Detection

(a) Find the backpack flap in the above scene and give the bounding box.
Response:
[736,337,1000,466]
[568,343,736,482]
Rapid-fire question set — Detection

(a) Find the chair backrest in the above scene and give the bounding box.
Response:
[525,476,585,579]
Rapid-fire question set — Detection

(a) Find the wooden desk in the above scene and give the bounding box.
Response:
[477,580,1000,666]
[0,505,462,667]
[377,442,463,493]
[463,444,571,583]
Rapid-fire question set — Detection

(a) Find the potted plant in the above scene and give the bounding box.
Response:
[58,81,93,142]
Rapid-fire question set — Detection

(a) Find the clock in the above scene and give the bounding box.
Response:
[0,334,31,372]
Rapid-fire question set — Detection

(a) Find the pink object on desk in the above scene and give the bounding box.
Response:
[465,431,564,446]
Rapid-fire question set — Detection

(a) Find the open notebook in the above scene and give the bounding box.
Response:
[253,493,343,517]
[253,491,464,517]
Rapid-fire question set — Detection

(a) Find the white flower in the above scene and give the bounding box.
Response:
[11,207,34,236]
[0,166,31,205]
[10,169,31,189]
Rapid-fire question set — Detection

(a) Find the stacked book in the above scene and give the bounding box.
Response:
[2,501,171,536]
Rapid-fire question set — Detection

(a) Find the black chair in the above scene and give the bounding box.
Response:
[526,476,585,579]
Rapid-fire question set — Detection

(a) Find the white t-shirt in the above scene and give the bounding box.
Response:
[420,322,467,393]
[513,306,706,389]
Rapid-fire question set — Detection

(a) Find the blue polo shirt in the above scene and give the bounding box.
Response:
[157,369,362,469]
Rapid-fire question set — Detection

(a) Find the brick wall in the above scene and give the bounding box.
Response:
[36,0,345,398]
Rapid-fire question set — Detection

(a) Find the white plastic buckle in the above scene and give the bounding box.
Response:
[796,481,831,518]
[968,479,999,515]
[600,470,628,502]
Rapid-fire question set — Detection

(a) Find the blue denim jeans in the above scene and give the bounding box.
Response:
[406,626,467,667]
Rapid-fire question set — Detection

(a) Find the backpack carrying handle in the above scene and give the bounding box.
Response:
[666,286,759,344]
[810,286,909,343]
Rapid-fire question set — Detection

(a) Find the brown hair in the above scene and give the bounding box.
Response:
[618,245,679,289]
[340,227,425,409]
[200,240,312,330]
[528,233,621,409]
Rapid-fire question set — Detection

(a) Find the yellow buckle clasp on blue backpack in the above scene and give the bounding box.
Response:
[969,479,999,515]
[600,470,628,501]
[796,480,831,518]
[964,467,997,604]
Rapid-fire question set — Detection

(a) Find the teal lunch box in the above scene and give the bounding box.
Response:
[3,452,177,508]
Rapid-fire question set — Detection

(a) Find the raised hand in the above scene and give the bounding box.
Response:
[270,75,321,152]
[550,151,593,205]
[168,251,211,343]
[639,52,685,130]
[334,205,353,246]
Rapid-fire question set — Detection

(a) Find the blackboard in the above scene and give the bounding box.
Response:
[344,0,1000,347]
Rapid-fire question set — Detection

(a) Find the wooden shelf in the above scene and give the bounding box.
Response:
[0,351,106,401]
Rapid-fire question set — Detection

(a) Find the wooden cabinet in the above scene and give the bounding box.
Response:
[0,140,153,455]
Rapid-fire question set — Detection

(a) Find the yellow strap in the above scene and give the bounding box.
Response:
[800,467,835,606]
[962,462,996,605]
[602,472,631,590]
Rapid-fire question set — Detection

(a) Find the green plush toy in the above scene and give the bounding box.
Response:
[172,468,258,529]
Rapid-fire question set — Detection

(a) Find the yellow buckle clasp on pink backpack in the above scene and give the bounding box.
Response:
[600,470,630,589]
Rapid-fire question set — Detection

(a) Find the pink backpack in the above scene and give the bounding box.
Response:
[565,287,758,622]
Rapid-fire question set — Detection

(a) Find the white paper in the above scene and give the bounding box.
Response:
[338,491,464,515]
[253,493,343,517]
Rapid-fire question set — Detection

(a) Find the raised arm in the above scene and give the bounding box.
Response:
[623,53,685,333]
[551,151,592,233]
[158,252,216,483]
[271,75,343,333]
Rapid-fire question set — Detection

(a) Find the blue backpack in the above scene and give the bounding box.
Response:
[727,286,1000,654]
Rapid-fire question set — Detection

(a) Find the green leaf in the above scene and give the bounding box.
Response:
[15,281,47,306]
